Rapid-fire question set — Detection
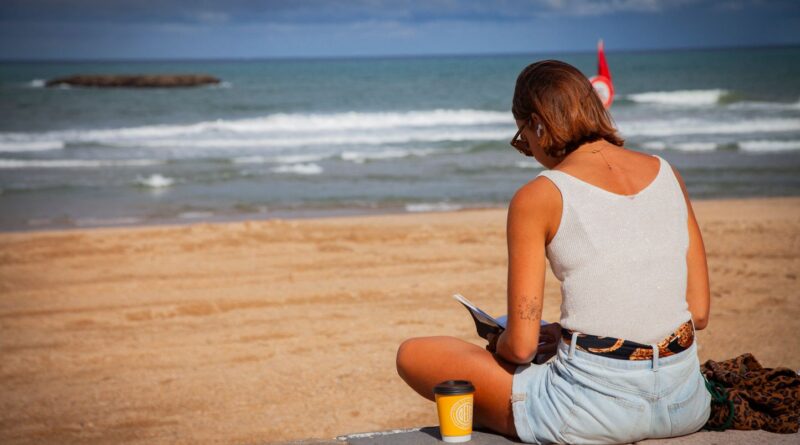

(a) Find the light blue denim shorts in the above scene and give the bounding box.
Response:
[511,332,711,444]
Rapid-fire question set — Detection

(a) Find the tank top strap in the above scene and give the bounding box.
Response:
[535,169,573,201]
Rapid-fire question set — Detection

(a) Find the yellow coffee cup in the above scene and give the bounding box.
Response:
[434,380,475,443]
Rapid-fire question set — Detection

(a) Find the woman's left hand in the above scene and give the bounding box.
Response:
[487,323,562,363]
[534,322,562,364]
[486,330,502,353]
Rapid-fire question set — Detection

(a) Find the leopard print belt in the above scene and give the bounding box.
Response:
[560,319,695,361]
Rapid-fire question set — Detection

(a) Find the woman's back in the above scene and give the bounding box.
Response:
[535,148,693,344]
[397,59,712,445]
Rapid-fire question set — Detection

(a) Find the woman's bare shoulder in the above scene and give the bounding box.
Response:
[511,173,561,212]
[508,175,562,244]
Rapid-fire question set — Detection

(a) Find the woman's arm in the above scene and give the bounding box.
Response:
[494,179,552,364]
[671,165,711,330]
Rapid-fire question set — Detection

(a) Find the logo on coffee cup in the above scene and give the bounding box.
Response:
[450,397,473,429]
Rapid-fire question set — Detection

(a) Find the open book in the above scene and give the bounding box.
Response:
[453,293,547,348]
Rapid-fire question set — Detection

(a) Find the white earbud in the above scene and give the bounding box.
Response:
[536,124,543,138]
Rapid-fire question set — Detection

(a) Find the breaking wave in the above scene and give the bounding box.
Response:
[135,174,175,188]
[626,89,731,106]
[271,163,323,175]
[0,159,162,169]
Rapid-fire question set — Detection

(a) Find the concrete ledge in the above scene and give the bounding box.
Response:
[266,426,799,444]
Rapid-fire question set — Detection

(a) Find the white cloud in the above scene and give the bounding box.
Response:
[538,0,697,16]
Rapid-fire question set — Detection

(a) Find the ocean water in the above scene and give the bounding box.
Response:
[1,47,799,231]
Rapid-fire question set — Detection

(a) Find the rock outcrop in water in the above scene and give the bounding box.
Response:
[45,74,221,88]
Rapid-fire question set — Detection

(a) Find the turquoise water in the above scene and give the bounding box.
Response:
[1,47,799,230]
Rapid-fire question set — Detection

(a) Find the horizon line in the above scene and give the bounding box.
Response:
[1,42,798,64]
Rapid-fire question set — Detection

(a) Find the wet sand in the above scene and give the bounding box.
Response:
[1,196,798,444]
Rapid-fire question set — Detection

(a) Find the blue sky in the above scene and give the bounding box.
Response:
[1,0,798,60]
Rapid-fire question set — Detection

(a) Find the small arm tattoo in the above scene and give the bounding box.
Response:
[516,299,542,321]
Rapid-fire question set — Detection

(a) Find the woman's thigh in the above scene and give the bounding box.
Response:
[395,335,518,438]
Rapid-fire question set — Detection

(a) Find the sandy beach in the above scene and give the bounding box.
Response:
[1,196,798,444]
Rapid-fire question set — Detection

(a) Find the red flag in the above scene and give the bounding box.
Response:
[589,39,615,108]
[597,39,611,81]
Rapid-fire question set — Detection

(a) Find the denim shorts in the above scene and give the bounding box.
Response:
[511,332,711,444]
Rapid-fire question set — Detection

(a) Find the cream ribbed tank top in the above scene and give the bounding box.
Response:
[536,154,693,344]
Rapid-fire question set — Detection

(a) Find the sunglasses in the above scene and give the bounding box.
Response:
[510,121,533,156]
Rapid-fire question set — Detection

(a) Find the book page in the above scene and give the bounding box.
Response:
[452,294,504,329]
[453,294,549,345]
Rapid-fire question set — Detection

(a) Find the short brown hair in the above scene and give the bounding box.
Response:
[512,60,624,157]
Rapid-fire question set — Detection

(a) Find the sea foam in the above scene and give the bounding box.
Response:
[739,140,800,152]
[5,110,797,155]
[0,159,162,169]
[643,141,714,151]
[90,131,509,150]
[135,174,175,188]
[271,163,323,175]
[0,109,512,153]
[232,153,331,164]
[641,141,667,150]
[340,148,438,163]
[626,89,729,106]
[405,202,462,213]
[515,160,540,169]
[0,140,64,152]
[620,118,800,137]
[729,98,800,110]
[0,109,508,141]
[674,142,718,152]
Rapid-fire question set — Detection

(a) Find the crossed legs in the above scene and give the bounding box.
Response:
[395,336,519,439]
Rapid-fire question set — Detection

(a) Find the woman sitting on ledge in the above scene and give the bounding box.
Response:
[396,60,712,444]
